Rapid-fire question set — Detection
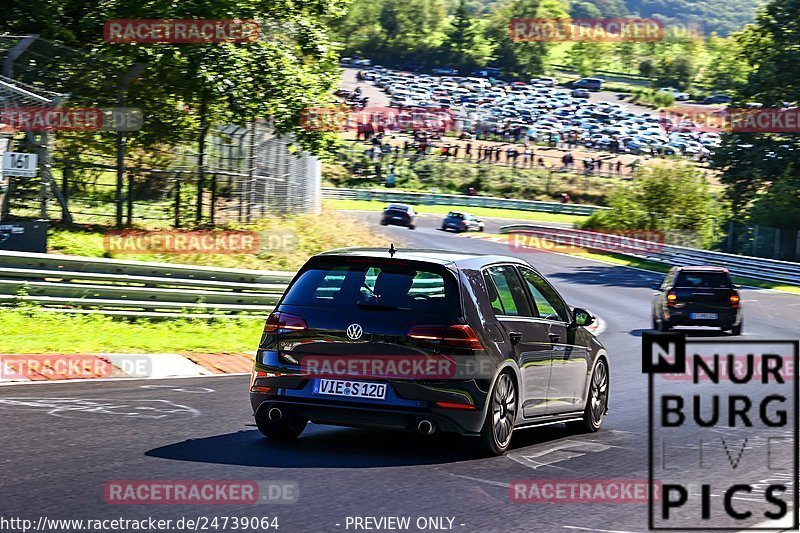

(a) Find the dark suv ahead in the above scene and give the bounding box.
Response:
[652,266,743,334]
[250,248,609,455]
[380,203,417,229]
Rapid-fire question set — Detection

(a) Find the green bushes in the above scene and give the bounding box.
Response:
[580,163,724,248]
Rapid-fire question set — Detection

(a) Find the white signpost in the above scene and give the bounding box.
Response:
[2,152,39,178]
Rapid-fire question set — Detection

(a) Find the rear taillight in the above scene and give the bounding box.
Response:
[263,311,307,335]
[666,292,677,306]
[249,369,274,393]
[407,324,483,350]
[730,293,740,308]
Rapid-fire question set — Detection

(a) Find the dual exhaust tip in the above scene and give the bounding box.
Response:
[268,406,436,435]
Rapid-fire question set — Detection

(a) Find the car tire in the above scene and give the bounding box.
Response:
[255,408,308,441]
[731,321,742,336]
[409,224,416,230]
[479,226,484,232]
[567,358,609,433]
[656,318,671,332]
[476,372,517,456]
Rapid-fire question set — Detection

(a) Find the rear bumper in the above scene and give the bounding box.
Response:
[383,217,414,227]
[249,370,491,435]
[442,223,465,232]
[664,309,741,327]
[251,397,484,435]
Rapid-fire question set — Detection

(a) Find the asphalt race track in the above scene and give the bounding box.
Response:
[1,214,798,532]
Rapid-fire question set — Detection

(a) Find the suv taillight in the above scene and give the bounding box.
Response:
[666,292,677,306]
[730,293,740,308]
[407,325,483,350]
[263,311,307,335]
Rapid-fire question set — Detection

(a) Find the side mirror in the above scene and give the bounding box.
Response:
[734,284,742,289]
[571,307,595,327]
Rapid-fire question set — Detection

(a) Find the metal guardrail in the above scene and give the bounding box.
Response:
[323,187,609,216]
[500,224,800,286]
[0,251,296,319]
[0,251,447,318]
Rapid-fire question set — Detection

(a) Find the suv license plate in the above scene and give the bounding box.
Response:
[690,313,718,320]
[314,379,387,400]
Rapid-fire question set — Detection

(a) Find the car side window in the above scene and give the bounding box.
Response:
[518,267,570,322]
[484,265,531,317]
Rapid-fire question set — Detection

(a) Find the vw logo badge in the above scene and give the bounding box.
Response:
[346,323,363,340]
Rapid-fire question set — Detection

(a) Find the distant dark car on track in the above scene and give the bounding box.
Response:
[380,203,417,229]
[571,88,590,99]
[250,248,610,455]
[441,211,485,232]
[651,266,743,334]
[702,94,732,104]
[573,77,603,91]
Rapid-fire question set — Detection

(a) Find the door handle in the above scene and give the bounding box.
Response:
[508,331,522,344]
[548,333,561,343]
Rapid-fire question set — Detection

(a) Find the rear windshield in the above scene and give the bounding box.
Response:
[675,271,733,288]
[447,212,464,219]
[282,258,461,316]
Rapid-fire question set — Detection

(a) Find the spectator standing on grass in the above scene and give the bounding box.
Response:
[596,159,603,175]
[465,142,472,159]
[538,157,545,167]
[495,147,501,162]
[616,160,622,175]
[561,193,571,204]
[523,146,532,167]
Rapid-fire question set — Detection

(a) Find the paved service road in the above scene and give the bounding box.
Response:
[1,219,797,532]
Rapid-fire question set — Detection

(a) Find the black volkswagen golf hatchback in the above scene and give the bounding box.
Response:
[250,248,609,455]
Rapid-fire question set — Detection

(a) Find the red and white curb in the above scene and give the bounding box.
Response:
[0,352,254,385]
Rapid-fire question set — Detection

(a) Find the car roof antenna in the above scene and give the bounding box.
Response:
[388,243,396,257]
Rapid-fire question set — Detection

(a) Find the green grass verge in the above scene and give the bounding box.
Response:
[46,208,392,271]
[325,198,588,225]
[0,308,262,354]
